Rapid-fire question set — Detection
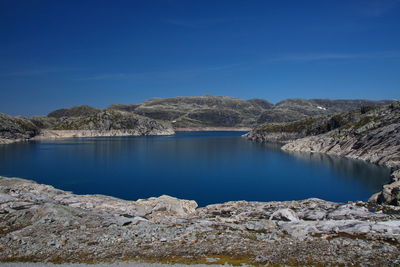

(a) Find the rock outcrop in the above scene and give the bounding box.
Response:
[108,95,392,129]
[109,95,273,128]
[48,105,101,119]
[246,102,400,206]
[45,110,174,136]
[1,96,392,144]
[0,110,174,144]
[371,170,400,206]
[1,177,400,266]
[0,113,40,143]
[257,98,393,124]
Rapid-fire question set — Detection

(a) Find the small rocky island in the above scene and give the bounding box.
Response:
[1,96,400,266]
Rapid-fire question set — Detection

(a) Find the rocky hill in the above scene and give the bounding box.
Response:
[36,109,174,139]
[0,95,394,143]
[108,95,392,128]
[0,110,174,143]
[246,104,389,143]
[0,113,41,144]
[256,98,393,124]
[1,176,400,265]
[108,95,273,128]
[246,102,400,205]
[47,105,101,118]
[50,109,171,132]
[45,96,392,129]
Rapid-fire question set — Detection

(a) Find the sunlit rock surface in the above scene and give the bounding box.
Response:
[1,177,399,266]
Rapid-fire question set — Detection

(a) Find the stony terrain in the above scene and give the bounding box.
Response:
[43,110,174,136]
[257,98,392,124]
[246,102,400,206]
[108,95,392,128]
[2,97,399,266]
[1,263,229,267]
[47,106,101,119]
[1,177,400,266]
[1,96,392,144]
[0,114,40,144]
[108,95,273,128]
[0,110,174,143]
[246,103,396,143]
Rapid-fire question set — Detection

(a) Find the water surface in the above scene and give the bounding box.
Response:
[0,131,391,206]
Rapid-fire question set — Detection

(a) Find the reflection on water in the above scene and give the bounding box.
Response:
[0,132,391,206]
[283,150,391,194]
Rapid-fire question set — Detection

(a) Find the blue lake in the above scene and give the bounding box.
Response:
[0,131,391,206]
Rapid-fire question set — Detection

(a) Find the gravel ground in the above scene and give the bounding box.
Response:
[2,177,400,266]
[0,263,239,267]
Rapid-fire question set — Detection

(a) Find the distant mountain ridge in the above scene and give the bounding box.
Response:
[106,95,273,127]
[50,95,393,128]
[0,95,394,143]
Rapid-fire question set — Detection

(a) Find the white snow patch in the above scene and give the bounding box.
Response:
[317,106,327,110]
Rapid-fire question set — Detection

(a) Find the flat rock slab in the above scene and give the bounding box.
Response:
[1,177,400,266]
[0,263,240,267]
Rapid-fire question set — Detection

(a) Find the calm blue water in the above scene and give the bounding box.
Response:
[0,131,391,206]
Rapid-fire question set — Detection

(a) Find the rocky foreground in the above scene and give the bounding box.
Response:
[1,177,400,266]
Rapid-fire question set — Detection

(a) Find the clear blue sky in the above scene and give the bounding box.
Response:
[1,0,399,116]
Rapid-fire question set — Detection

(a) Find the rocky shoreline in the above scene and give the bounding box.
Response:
[0,138,22,145]
[1,176,400,266]
[1,101,400,265]
[0,129,175,145]
[245,102,400,206]
[0,128,252,145]
[174,127,251,132]
[32,129,175,140]
[0,110,175,145]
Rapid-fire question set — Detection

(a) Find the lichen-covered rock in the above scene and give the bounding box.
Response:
[109,96,391,128]
[256,98,392,124]
[0,113,40,141]
[0,110,174,144]
[128,95,272,128]
[48,110,174,134]
[372,170,400,206]
[270,208,299,221]
[47,105,101,118]
[1,177,400,265]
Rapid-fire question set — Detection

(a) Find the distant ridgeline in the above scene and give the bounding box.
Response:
[106,95,392,128]
[0,95,394,143]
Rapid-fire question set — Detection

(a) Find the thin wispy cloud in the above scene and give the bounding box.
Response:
[80,70,198,81]
[0,68,81,77]
[353,0,400,17]
[272,51,400,62]
[164,17,251,29]
[81,64,242,81]
[80,73,147,81]
[206,63,243,71]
